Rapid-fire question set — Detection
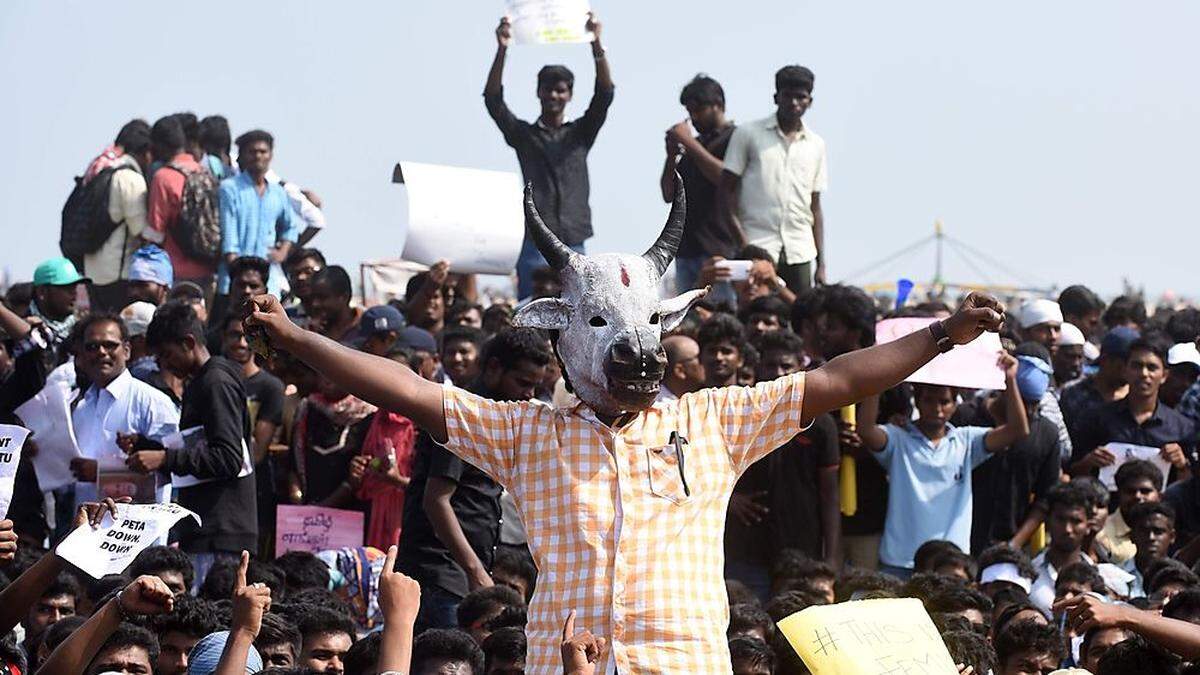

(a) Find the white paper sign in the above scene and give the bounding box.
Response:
[875,318,1006,390]
[507,0,593,44]
[14,380,82,492]
[397,161,524,275]
[56,502,200,579]
[0,425,30,519]
[1099,443,1173,491]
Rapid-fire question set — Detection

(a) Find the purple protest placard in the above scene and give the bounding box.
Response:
[876,317,1005,390]
[275,505,364,555]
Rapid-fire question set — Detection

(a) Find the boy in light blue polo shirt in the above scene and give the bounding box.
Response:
[857,351,1029,577]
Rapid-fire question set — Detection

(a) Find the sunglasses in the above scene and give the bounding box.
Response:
[82,340,124,354]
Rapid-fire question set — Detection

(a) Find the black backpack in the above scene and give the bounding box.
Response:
[59,166,131,269]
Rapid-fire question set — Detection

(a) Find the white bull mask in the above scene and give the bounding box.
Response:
[513,176,708,417]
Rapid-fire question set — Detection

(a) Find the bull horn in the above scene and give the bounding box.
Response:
[524,183,575,271]
[642,172,686,278]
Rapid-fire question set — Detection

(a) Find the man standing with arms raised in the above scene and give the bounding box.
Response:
[484,11,613,300]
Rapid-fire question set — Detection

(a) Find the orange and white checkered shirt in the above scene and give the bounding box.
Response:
[441,372,806,674]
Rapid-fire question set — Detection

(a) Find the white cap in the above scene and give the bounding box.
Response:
[1058,322,1086,347]
[979,562,1033,593]
[1084,342,1100,361]
[1018,299,1064,329]
[1168,342,1200,369]
[119,301,157,337]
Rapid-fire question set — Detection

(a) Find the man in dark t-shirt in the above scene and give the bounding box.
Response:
[661,74,738,292]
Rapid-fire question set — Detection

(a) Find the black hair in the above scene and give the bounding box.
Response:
[536,64,574,91]
[457,584,524,630]
[941,630,996,674]
[1080,625,1134,666]
[287,588,354,619]
[1097,635,1181,675]
[167,281,206,303]
[247,560,286,601]
[127,545,195,592]
[235,129,275,150]
[115,118,151,147]
[343,631,379,675]
[151,116,186,153]
[930,612,973,635]
[229,256,271,286]
[820,284,878,348]
[914,540,962,573]
[1059,285,1106,319]
[929,549,979,581]
[729,636,776,673]
[729,602,775,643]
[740,244,776,264]
[481,327,552,373]
[43,571,82,602]
[835,570,903,602]
[491,546,537,603]
[42,614,88,655]
[447,301,484,322]
[482,626,526,671]
[145,300,204,350]
[976,543,1038,583]
[150,594,222,640]
[483,604,527,633]
[412,628,484,675]
[1115,459,1166,492]
[790,286,827,333]
[1163,588,1200,625]
[679,74,725,108]
[1055,562,1107,595]
[765,590,823,623]
[273,551,331,595]
[1104,295,1147,328]
[726,580,761,608]
[994,619,1063,667]
[1166,308,1200,343]
[901,572,963,605]
[696,313,748,353]
[1047,482,1095,517]
[1128,335,1172,365]
[310,265,352,300]
[87,574,131,607]
[257,612,302,657]
[740,295,791,329]
[198,557,240,601]
[770,629,806,675]
[771,551,836,596]
[94,621,160,669]
[284,247,327,271]
[1015,340,1052,364]
[926,586,993,620]
[172,112,199,144]
[295,605,356,643]
[775,65,815,93]
[992,602,1046,637]
[75,311,130,344]
[403,272,430,303]
[1128,500,1176,531]
[1147,559,1200,595]
[198,115,232,156]
[439,325,485,354]
[753,329,806,362]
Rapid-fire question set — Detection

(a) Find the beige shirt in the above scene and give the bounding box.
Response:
[1100,508,1138,564]
[83,155,148,286]
[723,115,828,264]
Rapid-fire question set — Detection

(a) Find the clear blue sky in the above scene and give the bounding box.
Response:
[3,1,1198,299]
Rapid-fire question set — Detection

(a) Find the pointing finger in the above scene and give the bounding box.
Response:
[562,610,576,642]
[385,544,398,575]
[236,550,249,590]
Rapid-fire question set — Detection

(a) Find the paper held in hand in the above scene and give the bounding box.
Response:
[14,380,81,492]
[778,598,958,674]
[0,425,30,519]
[1099,443,1173,491]
[876,317,1006,390]
[394,161,524,275]
[56,502,200,579]
[506,0,593,44]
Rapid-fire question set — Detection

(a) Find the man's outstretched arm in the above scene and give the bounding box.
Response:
[246,296,447,441]
[801,293,1005,422]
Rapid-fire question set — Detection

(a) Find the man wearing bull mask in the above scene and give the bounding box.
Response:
[244,178,1007,674]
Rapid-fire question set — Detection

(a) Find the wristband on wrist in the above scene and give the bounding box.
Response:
[115,591,134,620]
[928,320,954,353]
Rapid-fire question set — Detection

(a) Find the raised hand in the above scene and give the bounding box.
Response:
[0,520,17,562]
[245,295,300,351]
[944,292,1005,345]
[231,551,271,638]
[378,545,421,627]
[585,11,602,43]
[496,16,513,47]
[72,497,130,530]
[119,575,175,616]
[561,610,608,675]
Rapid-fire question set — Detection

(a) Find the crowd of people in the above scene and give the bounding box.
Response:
[1,11,1200,675]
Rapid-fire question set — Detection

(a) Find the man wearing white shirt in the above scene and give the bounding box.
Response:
[719,65,828,292]
[68,313,179,513]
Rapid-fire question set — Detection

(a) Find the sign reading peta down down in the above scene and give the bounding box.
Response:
[57,502,200,579]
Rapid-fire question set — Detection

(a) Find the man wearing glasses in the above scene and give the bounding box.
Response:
[69,312,179,522]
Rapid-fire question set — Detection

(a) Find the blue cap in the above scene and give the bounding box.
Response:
[128,244,174,287]
[357,304,405,338]
[32,257,88,286]
[188,631,263,674]
[1016,355,1053,402]
[1100,326,1140,359]
[398,325,437,353]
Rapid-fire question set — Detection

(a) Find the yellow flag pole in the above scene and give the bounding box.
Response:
[839,405,858,517]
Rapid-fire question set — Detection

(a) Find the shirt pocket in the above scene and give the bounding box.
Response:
[645,443,692,506]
